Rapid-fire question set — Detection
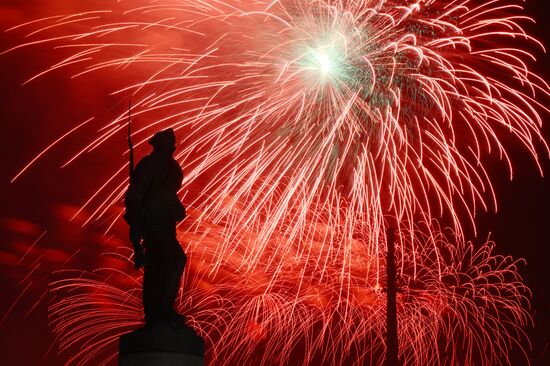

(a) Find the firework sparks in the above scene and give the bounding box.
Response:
[48,227,531,366]
[3,0,548,365]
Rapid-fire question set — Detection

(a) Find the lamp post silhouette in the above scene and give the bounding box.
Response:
[385,227,399,366]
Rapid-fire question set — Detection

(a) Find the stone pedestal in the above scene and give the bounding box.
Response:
[119,323,205,366]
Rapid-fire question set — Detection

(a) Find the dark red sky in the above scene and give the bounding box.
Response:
[0,1,549,365]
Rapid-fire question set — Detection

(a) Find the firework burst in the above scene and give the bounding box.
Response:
[3,0,548,365]
[48,227,531,366]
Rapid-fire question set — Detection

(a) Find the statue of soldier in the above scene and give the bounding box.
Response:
[124,128,187,330]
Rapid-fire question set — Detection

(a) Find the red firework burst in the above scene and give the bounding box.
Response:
[1,0,548,365]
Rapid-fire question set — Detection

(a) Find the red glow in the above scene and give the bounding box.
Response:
[1,1,548,365]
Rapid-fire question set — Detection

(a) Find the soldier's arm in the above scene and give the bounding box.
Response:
[125,156,154,226]
[174,158,183,190]
[124,157,154,269]
[170,158,186,221]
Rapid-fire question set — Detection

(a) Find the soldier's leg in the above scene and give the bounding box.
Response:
[143,252,163,325]
[160,241,187,321]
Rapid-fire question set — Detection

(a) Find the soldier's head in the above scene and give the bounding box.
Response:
[149,128,176,157]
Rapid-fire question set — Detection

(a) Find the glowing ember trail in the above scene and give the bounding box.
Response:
[3,0,548,365]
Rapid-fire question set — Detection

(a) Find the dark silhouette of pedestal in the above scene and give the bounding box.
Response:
[119,323,205,366]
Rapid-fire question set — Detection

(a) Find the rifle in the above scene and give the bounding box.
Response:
[128,99,134,178]
[126,99,145,268]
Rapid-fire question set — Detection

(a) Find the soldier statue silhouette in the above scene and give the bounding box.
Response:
[124,128,187,330]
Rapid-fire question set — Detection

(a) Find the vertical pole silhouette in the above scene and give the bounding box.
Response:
[385,226,399,366]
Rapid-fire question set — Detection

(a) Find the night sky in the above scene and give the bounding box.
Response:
[0,1,549,365]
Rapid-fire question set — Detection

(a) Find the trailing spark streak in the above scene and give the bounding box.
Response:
[3,0,548,365]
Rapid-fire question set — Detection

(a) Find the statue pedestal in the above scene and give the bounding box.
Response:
[119,323,205,366]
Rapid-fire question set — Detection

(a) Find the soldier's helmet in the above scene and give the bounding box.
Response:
[149,128,176,150]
